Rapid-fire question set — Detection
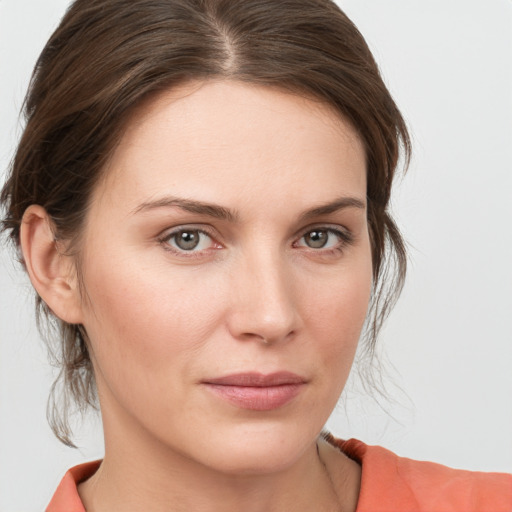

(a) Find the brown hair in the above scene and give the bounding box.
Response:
[1,0,410,446]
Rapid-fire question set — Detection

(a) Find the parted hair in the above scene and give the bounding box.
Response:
[0,0,410,446]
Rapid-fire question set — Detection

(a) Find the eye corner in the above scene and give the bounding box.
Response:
[158,226,223,258]
[293,225,354,254]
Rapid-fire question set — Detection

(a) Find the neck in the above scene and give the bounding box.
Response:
[79,396,360,512]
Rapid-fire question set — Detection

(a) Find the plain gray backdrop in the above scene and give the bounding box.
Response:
[1,0,511,510]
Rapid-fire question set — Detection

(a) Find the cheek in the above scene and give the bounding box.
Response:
[79,250,224,380]
[301,252,373,376]
[79,229,372,409]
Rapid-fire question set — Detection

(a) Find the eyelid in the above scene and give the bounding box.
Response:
[157,224,222,256]
[156,223,354,258]
[294,223,353,241]
[293,224,354,252]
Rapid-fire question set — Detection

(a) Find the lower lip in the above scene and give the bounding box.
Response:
[204,383,303,411]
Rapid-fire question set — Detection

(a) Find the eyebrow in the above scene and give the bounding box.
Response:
[132,195,365,222]
[298,196,366,222]
[132,196,239,222]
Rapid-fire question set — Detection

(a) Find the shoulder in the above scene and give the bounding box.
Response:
[326,434,512,512]
[46,460,100,512]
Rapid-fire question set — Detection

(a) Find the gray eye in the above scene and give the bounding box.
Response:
[304,230,328,248]
[174,230,201,250]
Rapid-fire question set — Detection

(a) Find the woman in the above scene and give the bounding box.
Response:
[1,0,511,511]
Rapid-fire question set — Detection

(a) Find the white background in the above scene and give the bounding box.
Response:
[1,0,511,510]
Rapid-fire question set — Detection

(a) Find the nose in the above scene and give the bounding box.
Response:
[226,251,300,346]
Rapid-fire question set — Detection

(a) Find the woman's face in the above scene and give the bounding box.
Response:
[77,80,372,473]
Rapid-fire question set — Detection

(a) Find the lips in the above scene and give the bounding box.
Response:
[202,372,306,411]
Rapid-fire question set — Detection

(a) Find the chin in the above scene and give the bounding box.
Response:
[176,419,321,476]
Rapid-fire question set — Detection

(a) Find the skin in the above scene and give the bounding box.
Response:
[22,80,371,511]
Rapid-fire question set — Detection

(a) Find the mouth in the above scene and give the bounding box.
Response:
[202,372,306,411]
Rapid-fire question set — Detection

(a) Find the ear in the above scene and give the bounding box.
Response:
[20,205,84,324]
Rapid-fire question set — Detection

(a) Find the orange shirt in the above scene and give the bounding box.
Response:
[46,438,512,512]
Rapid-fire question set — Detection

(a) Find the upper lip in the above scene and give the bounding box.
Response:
[203,372,306,387]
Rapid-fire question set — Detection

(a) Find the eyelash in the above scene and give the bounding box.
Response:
[158,227,220,259]
[158,226,354,259]
[293,227,354,257]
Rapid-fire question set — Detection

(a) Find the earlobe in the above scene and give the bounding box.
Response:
[20,205,84,324]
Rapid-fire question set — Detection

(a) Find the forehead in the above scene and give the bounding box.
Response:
[94,80,367,214]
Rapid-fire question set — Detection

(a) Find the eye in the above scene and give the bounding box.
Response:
[161,229,217,253]
[296,228,350,251]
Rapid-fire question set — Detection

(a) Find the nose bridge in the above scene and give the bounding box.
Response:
[228,244,299,344]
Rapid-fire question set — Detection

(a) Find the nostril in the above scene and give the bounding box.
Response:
[237,329,296,347]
